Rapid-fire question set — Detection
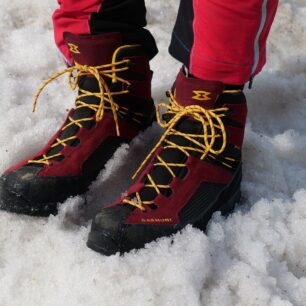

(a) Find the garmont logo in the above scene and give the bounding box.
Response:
[68,43,81,54]
[141,218,173,223]
[192,90,212,101]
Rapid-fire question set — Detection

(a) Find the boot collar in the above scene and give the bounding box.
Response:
[63,32,123,66]
[174,68,224,109]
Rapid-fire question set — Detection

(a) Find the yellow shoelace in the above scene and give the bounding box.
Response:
[123,91,233,211]
[29,59,132,166]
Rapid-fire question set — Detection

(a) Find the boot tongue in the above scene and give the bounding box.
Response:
[169,68,225,138]
[175,68,224,109]
[63,32,123,66]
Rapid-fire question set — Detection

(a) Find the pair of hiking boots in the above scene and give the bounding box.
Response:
[0,33,247,256]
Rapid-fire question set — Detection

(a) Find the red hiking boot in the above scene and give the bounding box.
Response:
[0,33,155,216]
[87,68,247,255]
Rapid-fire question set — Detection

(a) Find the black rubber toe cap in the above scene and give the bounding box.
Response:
[87,205,179,256]
[0,166,85,216]
[87,205,133,255]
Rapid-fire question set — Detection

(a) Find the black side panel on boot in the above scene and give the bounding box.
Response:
[82,136,129,181]
[179,164,242,226]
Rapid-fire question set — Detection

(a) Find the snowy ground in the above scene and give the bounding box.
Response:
[0,1,306,305]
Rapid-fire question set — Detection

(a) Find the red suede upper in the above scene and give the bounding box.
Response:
[111,69,247,225]
[5,112,139,176]
[125,156,232,225]
[5,33,153,177]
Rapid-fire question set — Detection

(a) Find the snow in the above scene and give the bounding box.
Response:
[0,0,306,305]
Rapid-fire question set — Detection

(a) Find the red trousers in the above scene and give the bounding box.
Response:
[53,0,279,84]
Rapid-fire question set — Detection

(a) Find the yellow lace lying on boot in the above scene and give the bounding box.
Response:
[29,57,133,166]
[123,90,238,212]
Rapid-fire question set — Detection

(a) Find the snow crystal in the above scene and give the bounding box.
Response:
[0,0,305,305]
